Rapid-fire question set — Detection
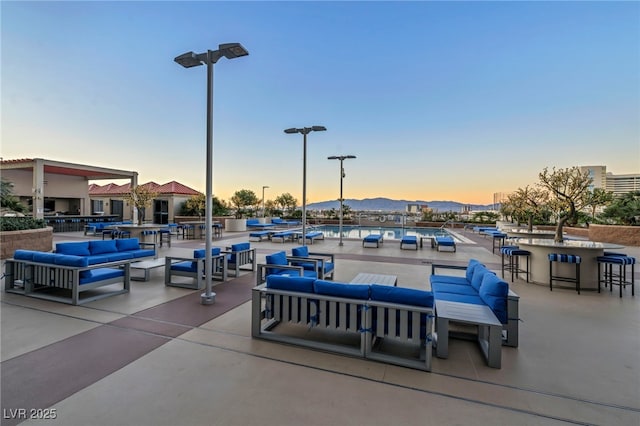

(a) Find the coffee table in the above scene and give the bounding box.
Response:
[131,258,166,281]
[350,273,397,286]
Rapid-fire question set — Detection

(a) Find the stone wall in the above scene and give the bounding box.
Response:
[1,227,54,259]
[587,224,640,246]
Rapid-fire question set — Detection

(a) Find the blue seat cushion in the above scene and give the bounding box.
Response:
[171,261,198,273]
[107,252,135,262]
[431,282,479,296]
[53,254,89,267]
[478,273,509,324]
[85,254,112,265]
[266,275,315,293]
[266,251,289,275]
[436,236,455,246]
[401,236,417,243]
[434,292,485,306]
[116,238,141,252]
[13,250,36,261]
[193,248,222,268]
[364,234,382,242]
[231,242,250,252]
[33,252,57,264]
[370,284,434,308]
[89,240,118,255]
[79,268,124,284]
[429,275,470,286]
[56,242,91,256]
[313,280,370,299]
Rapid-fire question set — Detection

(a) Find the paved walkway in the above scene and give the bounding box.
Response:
[1,228,639,426]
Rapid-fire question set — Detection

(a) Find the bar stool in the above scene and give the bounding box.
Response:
[596,255,635,297]
[182,225,195,239]
[141,230,158,243]
[549,253,581,294]
[501,246,531,282]
[159,228,171,247]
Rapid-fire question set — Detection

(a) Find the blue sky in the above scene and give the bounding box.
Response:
[2,1,639,205]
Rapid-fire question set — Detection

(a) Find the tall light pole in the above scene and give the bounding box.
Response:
[175,43,248,305]
[284,126,327,246]
[327,155,356,246]
[262,185,269,218]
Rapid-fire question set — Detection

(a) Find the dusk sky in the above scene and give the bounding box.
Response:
[2,1,639,205]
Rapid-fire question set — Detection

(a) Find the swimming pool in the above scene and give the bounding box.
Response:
[309,225,457,241]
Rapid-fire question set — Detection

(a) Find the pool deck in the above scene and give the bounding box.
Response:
[1,229,639,426]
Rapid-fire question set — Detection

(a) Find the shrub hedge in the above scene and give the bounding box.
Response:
[0,217,47,232]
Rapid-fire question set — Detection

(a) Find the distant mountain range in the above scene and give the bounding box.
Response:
[306,197,495,212]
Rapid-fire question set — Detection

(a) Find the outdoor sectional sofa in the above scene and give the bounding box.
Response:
[4,238,156,305]
[252,275,435,371]
[430,259,520,367]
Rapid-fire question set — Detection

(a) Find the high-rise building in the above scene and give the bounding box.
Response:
[580,165,640,197]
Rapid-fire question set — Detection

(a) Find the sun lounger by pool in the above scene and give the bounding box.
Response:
[246,219,276,229]
[362,234,384,248]
[400,235,418,250]
[271,230,296,243]
[271,218,301,227]
[249,231,272,242]
[297,231,324,244]
[434,236,456,252]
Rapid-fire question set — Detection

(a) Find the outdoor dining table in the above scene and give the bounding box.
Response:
[180,221,222,239]
[515,238,625,290]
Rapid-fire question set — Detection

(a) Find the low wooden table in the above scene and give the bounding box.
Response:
[435,300,502,368]
[350,273,397,287]
[131,258,166,281]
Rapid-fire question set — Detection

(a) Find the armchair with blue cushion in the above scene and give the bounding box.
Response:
[288,246,335,280]
[165,248,228,290]
[256,250,318,285]
[223,242,257,276]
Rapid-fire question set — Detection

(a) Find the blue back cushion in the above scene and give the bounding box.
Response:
[89,240,117,255]
[369,285,434,308]
[314,280,370,299]
[231,242,250,252]
[471,266,492,291]
[292,246,309,257]
[13,250,36,261]
[54,254,89,267]
[466,259,482,282]
[246,219,259,225]
[266,251,288,275]
[116,238,140,252]
[194,248,222,258]
[478,273,509,324]
[266,275,315,293]
[56,242,91,256]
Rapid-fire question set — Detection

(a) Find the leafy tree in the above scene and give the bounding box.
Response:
[274,193,298,217]
[584,187,615,220]
[181,194,228,217]
[263,199,277,217]
[502,186,548,231]
[601,191,640,225]
[124,185,158,225]
[537,166,592,242]
[230,189,259,218]
[1,179,27,214]
[342,204,353,219]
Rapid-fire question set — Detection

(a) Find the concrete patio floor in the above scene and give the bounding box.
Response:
[1,228,639,426]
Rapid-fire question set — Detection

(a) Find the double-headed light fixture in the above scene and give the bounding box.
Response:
[174,43,248,305]
[284,126,327,246]
[327,155,357,246]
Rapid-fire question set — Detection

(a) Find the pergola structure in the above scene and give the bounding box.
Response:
[0,158,138,219]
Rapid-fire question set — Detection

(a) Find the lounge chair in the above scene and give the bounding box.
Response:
[246,219,276,229]
[400,235,418,250]
[256,251,317,285]
[363,234,383,248]
[165,248,228,290]
[289,245,335,280]
[271,230,296,243]
[223,242,257,276]
[249,230,272,242]
[271,218,301,227]
[434,236,456,252]
[297,231,324,245]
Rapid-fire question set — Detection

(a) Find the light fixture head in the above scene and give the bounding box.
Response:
[284,128,299,134]
[174,51,203,68]
[311,126,327,132]
[219,43,249,59]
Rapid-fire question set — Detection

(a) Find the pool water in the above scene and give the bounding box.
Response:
[309,225,456,241]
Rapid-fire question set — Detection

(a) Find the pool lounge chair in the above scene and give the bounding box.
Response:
[271,218,301,227]
[363,234,384,248]
[297,231,324,245]
[435,236,456,252]
[246,219,276,229]
[400,235,418,250]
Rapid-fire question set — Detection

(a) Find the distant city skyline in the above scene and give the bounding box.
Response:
[2,1,638,205]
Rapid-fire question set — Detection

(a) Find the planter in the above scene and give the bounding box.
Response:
[225,218,247,232]
[1,227,53,259]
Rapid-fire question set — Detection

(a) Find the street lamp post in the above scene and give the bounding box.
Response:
[284,126,327,246]
[262,185,269,218]
[327,155,356,246]
[175,43,248,305]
